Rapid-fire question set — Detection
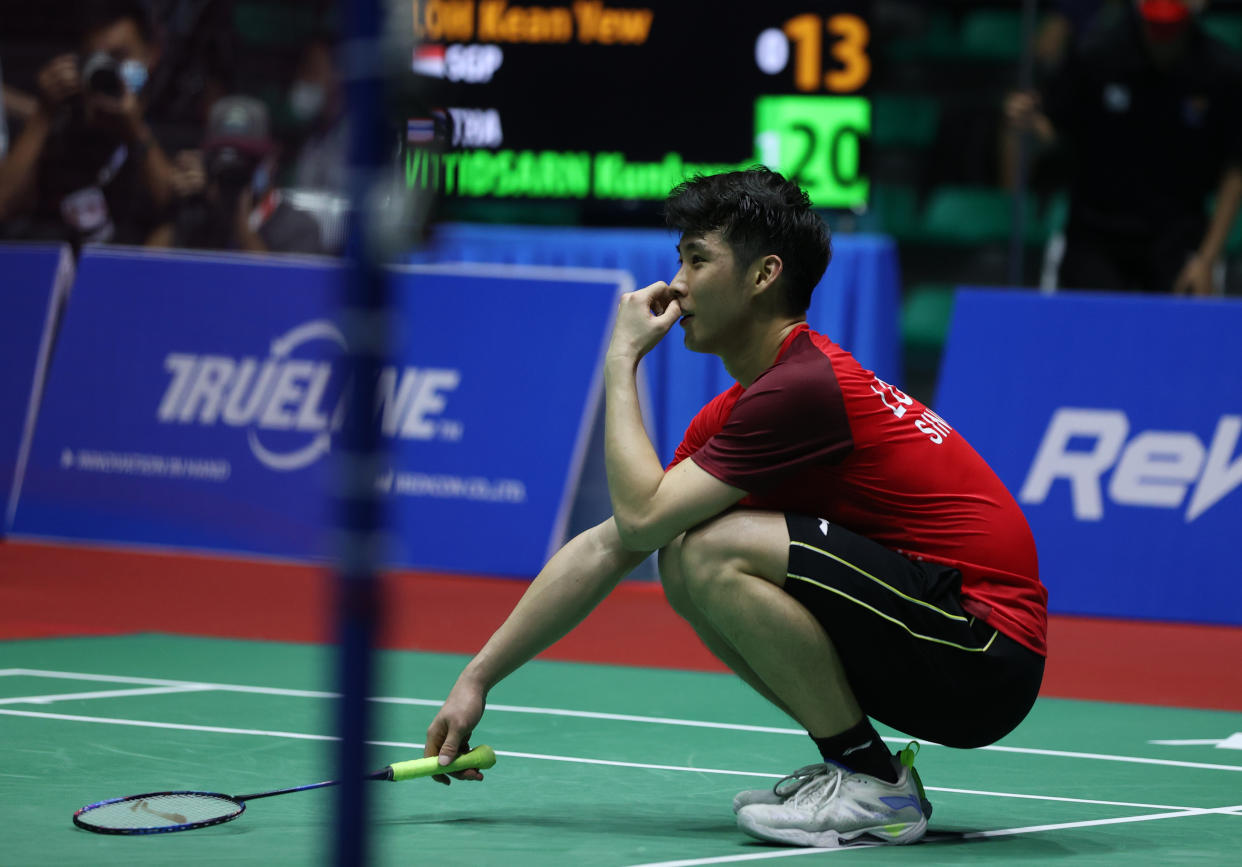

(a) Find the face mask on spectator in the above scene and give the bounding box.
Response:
[289,81,325,121]
[119,59,148,94]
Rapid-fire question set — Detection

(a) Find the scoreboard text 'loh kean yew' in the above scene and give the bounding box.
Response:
[416,1,654,45]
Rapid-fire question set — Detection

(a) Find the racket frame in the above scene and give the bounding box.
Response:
[72,791,246,835]
[71,745,498,835]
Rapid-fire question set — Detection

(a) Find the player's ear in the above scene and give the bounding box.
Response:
[751,253,784,296]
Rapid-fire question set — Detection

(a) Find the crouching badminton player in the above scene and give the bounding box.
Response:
[424,167,1048,849]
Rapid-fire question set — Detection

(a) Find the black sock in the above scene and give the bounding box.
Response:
[811,719,897,783]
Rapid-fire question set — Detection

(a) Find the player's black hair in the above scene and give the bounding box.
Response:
[664,167,831,315]
[78,0,156,46]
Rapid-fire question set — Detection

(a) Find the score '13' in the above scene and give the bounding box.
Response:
[754,13,870,94]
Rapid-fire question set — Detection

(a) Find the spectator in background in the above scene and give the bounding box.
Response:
[1000,2,1119,197]
[1006,0,1242,295]
[287,36,348,194]
[148,95,324,254]
[1,56,10,159]
[0,0,174,249]
[1031,1,1119,76]
[140,0,241,156]
[2,81,40,142]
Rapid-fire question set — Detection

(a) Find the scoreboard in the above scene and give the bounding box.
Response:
[401,0,872,209]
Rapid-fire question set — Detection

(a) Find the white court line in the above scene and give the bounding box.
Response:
[928,786,1194,812]
[1150,739,1223,746]
[0,685,215,705]
[6,670,1240,863]
[623,805,1242,867]
[0,670,798,735]
[382,698,806,736]
[0,708,339,742]
[963,804,1242,839]
[0,709,816,782]
[0,708,1216,813]
[977,743,1242,772]
[627,850,867,866]
[5,668,1242,773]
[0,668,337,699]
[1151,736,1242,750]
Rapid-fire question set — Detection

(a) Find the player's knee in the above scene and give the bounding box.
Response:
[677,519,740,605]
[659,529,735,621]
[657,534,694,615]
[679,516,730,568]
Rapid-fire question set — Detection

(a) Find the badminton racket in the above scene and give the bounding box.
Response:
[72,744,497,835]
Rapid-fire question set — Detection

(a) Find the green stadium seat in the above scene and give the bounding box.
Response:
[882,11,957,61]
[918,185,1037,245]
[957,9,1023,61]
[1038,191,1070,242]
[901,283,956,353]
[871,94,941,150]
[866,184,921,242]
[234,1,321,46]
[1202,14,1242,51]
[1227,208,1242,256]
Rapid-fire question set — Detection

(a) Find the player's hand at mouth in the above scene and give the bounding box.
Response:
[606,281,682,364]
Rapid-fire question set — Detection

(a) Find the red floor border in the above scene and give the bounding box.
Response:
[2,539,1240,712]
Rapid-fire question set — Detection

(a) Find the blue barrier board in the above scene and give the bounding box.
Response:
[13,249,626,576]
[0,243,73,534]
[936,289,1242,625]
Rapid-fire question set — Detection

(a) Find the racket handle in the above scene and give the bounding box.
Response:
[387,745,497,781]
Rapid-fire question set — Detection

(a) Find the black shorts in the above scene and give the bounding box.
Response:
[782,513,1044,749]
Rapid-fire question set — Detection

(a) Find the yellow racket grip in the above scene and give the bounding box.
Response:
[388,745,497,781]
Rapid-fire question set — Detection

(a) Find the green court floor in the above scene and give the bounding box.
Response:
[3,634,1241,865]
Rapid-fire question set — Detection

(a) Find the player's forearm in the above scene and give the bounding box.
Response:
[603,355,665,545]
[458,518,648,692]
[1197,165,1242,264]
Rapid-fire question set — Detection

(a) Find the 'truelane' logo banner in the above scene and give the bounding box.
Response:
[13,248,628,576]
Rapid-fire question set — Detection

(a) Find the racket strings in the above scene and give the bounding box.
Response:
[75,793,242,831]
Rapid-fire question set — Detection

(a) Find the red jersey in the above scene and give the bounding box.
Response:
[669,324,1048,656]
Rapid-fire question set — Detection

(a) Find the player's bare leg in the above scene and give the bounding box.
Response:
[664,509,930,847]
[658,536,803,726]
[663,510,861,736]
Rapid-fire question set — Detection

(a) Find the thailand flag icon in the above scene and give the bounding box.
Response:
[407,118,436,144]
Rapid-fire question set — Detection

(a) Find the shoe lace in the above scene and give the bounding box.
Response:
[770,763,828,799]
[778,764,845,809]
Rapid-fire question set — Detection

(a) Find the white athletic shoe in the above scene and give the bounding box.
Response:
[735,743,931,848]
[731,764,827,814]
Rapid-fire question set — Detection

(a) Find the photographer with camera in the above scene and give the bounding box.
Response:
[0,0,173,249]
[147,95,324,255]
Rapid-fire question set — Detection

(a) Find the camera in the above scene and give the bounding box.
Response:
[81,53,124,98]
[207,147,261,193]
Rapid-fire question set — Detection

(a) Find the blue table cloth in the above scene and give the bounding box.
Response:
[408,224,901,462]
